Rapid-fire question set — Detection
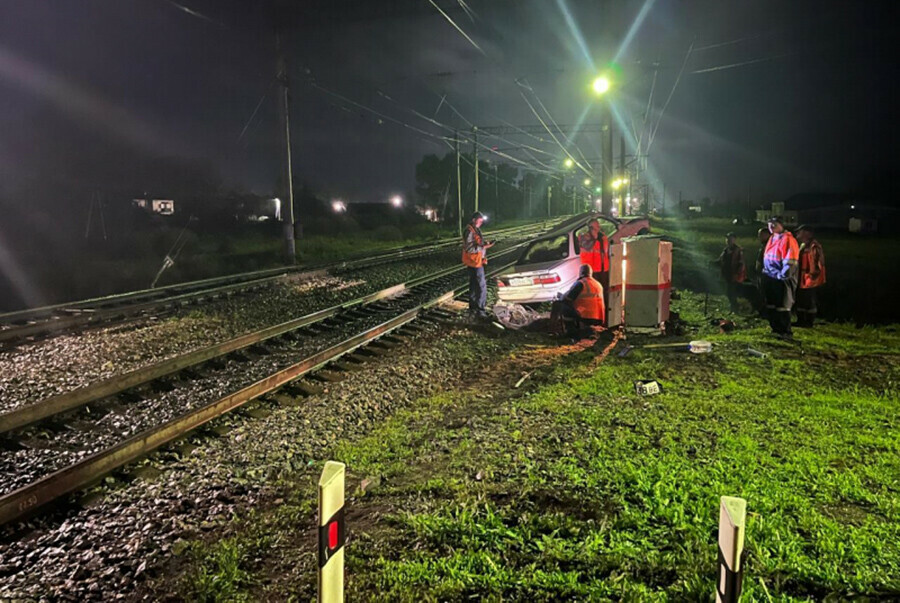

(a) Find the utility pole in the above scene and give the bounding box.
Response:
[601,105,613,215]
[547,183,552,217]
[473,127,479,212]
[494,163,499,219]
[275,27,296,264]
[618,135,626,216]
[455,131,462,236]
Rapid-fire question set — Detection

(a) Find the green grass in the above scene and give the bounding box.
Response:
[166,217,900,601]
[650,216,900,323]
[328,316,900,601]
[181,535,264,602]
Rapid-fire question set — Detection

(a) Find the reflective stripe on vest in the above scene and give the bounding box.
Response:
[462,224,485,268]
[572,276,605,322]
[578,233,609,273]
[763,232,799,279]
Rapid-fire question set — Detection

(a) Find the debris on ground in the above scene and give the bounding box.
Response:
[642,340,712,354]
[634,380,662,395]
[492,302,547,330]
[711,318,736,333]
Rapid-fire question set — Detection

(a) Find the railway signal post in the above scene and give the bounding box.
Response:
[716,496,746,603]
[318,461,346,603]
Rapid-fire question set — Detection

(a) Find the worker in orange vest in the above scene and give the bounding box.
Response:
[462,211,495,318]
[794,225,826,328]
[762,216,800,337]
[711,231,747,312]
[578,219,610,300]
[551,264,605,339]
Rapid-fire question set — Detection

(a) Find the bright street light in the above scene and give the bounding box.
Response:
[583,178,591,186]
[564,158,574,169]
[332,200,346,212]
[592,75,611,95]
[390,195,403,207]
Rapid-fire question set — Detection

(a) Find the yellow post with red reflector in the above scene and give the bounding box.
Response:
[717,496,746,603]
[318,461,346,603]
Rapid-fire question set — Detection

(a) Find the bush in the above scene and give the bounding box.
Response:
[372,225,404,241]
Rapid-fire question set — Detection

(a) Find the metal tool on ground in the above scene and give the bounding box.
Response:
[746,347,767,359]
[717,496,746,602]
[318,461,345,603]
[641,340,712,354]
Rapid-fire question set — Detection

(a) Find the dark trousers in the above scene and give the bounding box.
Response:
[795,287,818,327]
[725,281,759,312]
[550,300,602,338]
[763,275,794,335]
[468,266,487,313]
[551,300,581,336]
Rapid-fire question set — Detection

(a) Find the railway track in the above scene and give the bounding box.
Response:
[0,220,551,348]
[0,245,523,526]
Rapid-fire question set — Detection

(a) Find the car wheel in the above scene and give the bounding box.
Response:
[637,228,649,235]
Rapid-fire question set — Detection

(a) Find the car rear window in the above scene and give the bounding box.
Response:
[520,234,569,263]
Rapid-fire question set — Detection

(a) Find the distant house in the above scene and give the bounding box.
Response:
[757,194,900,232]
[132,198,175,216]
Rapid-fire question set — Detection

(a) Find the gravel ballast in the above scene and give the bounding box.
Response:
[0,250,468,413]
[0,315,519,601]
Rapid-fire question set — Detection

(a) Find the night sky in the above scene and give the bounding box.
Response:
[0,0,896,207]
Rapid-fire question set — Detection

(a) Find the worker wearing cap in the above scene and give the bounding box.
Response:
[762,216,800,337]
[712,232,747,312]
[462,211,495,317]
[551,264,605,339]
[794,225,826,328]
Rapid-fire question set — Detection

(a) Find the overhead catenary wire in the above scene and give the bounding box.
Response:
[308,77,555,176]
[237,81,274,143]
[690,51,796,74]
[517,86,591,178]
[371,86,559,174]
[647,40,694,153]
[428,0,486,56]
[526,84,594,172]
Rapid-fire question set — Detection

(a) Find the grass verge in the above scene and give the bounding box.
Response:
[172,296,900,600]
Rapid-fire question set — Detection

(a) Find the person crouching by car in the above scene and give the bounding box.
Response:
[550,264,605,339]
[462,211,495,319]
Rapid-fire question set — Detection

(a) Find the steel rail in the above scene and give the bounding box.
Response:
[0,258,473,435]
[0,220,549,326]
[0,221,550,346]
[0,256,518,525]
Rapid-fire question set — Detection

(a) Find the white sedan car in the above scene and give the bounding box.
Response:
[496,213,650,304]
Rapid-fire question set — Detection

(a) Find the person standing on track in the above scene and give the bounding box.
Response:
[794,225,826,328]
[762,216,800,337]
[462,211,494,319]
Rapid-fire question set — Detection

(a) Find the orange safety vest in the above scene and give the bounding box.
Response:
[462,224,486,268]
[763,231,800,280]
[578,232,609,273]
[573,276,605,322]
[799,239,826,289]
